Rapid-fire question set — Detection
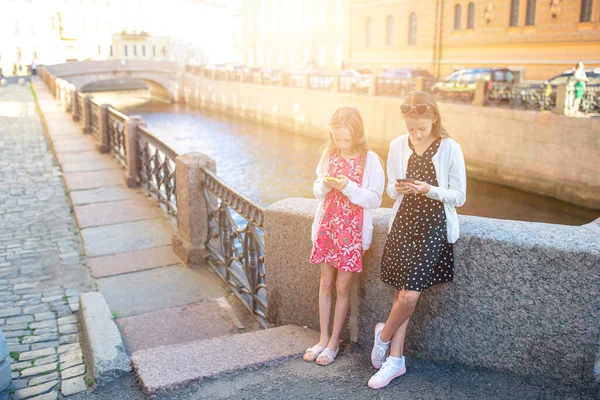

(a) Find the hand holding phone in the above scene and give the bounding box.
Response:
[396,178,415,184]
[324,176,341,183]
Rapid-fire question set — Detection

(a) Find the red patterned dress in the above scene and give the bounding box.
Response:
[309,152,366,273]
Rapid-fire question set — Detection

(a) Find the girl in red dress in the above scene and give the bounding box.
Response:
[304,107,385,366]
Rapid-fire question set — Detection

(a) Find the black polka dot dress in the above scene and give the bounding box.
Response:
[380,138,454,292]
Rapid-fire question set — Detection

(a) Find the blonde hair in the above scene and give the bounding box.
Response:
[401,91,450,139]
[319,106,370,163]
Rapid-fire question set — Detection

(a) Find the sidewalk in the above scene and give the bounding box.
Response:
[30,77,262,358]
[0,80,93,398]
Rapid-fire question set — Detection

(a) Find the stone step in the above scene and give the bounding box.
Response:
[131,324,319,395]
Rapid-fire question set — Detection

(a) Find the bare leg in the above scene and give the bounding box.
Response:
[379,290,421,343]
[304,263,335,361]
[317,270,353,364]
[386,289,410,357]
[318,263,337,345]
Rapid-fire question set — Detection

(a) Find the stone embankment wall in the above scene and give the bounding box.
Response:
[264,198,600,387]
[182,74,600,210]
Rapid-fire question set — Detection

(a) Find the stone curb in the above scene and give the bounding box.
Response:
[79,292,131,387]
[131,324,319,395]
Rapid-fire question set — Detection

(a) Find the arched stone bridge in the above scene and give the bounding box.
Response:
[43,60,184,102]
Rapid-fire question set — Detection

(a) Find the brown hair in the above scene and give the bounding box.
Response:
[319,106,370,163]
[401,91,450,139]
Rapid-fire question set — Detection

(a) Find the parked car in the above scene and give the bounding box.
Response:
[377,67,434,96]
[520,68,600,111]
[339,69,372,92]
[431,68,516,101]
[259,67,282,85]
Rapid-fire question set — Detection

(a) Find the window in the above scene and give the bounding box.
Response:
[110,44,114,56]
[408,13,417,46]
[16,48,22,61]
[365,17,372,46]
[385,16,394,46]
[510,0,519,26]
[97,45,101,56]
[320,3,327,28]
[142,45,146,56]
[161,46,166,56]
[580,0,593,22]
[454,5,462,30]
[318,44,327,67]
[304,46,311,63]
[152,45,156,56]
[467,3,475,29]
[526,0,536,25]
[133,45,137,56]
[32,48,37,61]
[124,45,128,56]
[278,49,285,66]
[334,43,342,67]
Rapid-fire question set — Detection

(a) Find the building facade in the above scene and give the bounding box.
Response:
[239,0,600,80]
[349,0,600,80]
[239,0,351,71]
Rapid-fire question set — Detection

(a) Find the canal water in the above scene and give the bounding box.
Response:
[89,89,599,226]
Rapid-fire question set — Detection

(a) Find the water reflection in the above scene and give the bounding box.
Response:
[88,89,599,226]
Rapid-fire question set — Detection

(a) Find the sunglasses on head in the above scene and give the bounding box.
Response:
[400,103,433,115]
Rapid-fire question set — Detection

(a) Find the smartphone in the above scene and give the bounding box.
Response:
[396,178,415,184]
[324,176,341,182]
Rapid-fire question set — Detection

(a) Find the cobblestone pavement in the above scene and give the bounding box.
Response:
[1,81,94,399]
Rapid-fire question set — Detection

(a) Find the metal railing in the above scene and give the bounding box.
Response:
[76,92,85,122]
[107,107,128,167]
[137,126,178,221]
[201,168,267,328]
[89,100,100,139]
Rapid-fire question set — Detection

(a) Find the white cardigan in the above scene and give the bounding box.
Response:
[312,151,385,250]
[386,135,467,243]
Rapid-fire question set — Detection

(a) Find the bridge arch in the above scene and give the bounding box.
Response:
[44,60,183,103]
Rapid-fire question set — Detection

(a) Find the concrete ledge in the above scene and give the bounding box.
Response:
[79,292,131,387]
[131,325,319,394]
[265,198,600,388]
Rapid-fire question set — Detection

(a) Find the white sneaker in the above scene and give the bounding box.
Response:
[370,322,389,369]
[368,357,406,389]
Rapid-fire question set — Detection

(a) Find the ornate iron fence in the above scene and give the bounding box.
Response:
[107,107,128,167]
[137,126,178,221]
[76,92,85,122]
[89,100,100,139]
[201,168,267,328]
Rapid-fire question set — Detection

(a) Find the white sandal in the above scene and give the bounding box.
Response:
[316,347,339,366]
[303,344,326,362]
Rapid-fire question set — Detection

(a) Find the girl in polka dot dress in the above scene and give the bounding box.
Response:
[304,107,385,366]
[368,92,467,389]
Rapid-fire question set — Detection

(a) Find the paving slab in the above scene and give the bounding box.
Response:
[116,300,239,354]
[81,218,174,257]
[131,325,319,394]
[52,139,97,153]
[97,265,229,317]
[54,150,110,165]
[89,246,180,278]
[70,185,143,206]
[75,198,164,228]
[63,169,124,191]
[61,159,121,173]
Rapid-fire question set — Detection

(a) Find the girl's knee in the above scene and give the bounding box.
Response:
[335,280,352,297]
[401,291,421,308]
[320,274,335,291]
